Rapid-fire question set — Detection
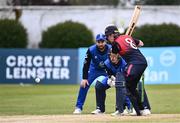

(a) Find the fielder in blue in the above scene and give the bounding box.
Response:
[73,33,111,114]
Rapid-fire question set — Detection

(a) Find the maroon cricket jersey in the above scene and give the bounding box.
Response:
[115,35,147,65]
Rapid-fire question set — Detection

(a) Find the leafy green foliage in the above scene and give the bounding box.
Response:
[40,21,94,48]
[133,23,180,47]
[0,19,27,48]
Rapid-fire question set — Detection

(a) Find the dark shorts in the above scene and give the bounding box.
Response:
[124,64,147,90]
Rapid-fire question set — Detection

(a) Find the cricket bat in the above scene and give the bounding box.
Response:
[125,5,142,36]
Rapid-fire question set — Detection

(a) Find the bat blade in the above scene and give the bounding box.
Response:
[126,5,142,36]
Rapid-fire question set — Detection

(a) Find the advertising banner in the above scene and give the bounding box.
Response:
[0,47,179,84]
[79,47,180,84]
[0,49,78,84]
[141,47,180,84]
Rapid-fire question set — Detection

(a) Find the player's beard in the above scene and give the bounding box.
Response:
[98,45,105,52]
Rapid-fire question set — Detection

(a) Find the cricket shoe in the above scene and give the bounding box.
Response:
[123,107,135,115]
[91,109,104,115]
[73,108,82,114]
[121,109,132,116]
[111,110,125,116]
[129,108,137,116]
[140,109,151,116]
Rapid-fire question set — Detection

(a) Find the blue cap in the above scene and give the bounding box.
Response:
[96,33,106,42]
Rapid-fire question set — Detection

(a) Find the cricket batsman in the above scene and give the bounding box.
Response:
[104,25,151,116]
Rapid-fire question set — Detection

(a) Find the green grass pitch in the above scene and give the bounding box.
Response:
[0,84,180,115]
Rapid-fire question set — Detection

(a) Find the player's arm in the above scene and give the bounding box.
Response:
[104,62,115,77]
[105,67,114,77]
[133,38,144,47]
[81,49,91,88]
[104,63,116,87]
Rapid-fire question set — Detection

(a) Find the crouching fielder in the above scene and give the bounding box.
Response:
[92,51,151,115]
[91,51,131,114]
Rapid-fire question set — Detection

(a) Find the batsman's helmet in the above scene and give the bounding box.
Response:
[105,25,120,37]
[96,33,106,42]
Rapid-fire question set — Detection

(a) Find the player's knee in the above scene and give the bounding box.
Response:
[95,81,106,90]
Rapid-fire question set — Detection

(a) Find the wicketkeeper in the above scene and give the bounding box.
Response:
[91,51,132,114]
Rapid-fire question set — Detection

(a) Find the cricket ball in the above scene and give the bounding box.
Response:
[35,77,41,83]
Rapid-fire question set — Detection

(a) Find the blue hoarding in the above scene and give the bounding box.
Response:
[141,47,180,84]
[79,47,180,84]
[0,47,180,84]
[0,49,78,84]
